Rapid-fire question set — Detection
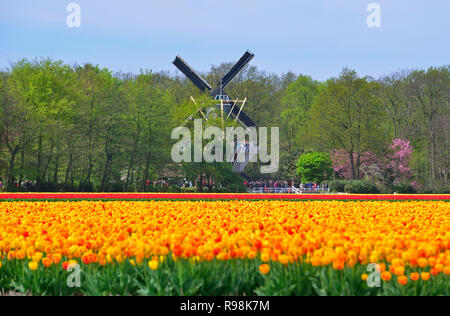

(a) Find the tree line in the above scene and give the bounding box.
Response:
[0,58,448,192]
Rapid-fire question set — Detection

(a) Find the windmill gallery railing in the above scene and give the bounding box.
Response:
[247,187,331,194]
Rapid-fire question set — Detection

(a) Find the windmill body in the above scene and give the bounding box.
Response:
[173,51,257,177]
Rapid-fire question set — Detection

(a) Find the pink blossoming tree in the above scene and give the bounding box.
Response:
[331,139,414,185]
[386,138,413,184]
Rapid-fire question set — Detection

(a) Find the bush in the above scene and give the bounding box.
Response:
[35,182,60,192]
[78,182,94,192]
[167,186,183,193]
[327,180,346,193]
[105,182,124,193]
[375,183,394,194]
[62,183,77,192]
[327,180,379,194]
[344,180,379,194]
[3,185,23,192]
[224,183,247,193]
[296,152,333,183]
[393,182,417,194]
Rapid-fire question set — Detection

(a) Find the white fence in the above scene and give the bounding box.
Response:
[248,187,330,194]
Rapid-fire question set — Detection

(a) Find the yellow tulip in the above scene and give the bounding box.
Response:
[28,261,39,271]
[148,260,159,271]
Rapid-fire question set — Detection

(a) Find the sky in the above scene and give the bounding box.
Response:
[0,0,449,80]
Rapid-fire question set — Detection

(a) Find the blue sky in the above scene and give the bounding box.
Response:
[1,0,449,80]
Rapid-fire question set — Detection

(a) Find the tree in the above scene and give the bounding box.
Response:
[310,68,385,179]
[129,72,175,191]
[385,139,413,185]
[0,73,9,177]
[406,67,449,187]
[296,152,332,183]
[331,139,413,185]
[379,71,416,139]
[0,57,447,192]
[279,75,319,178]
[1,60,40,185]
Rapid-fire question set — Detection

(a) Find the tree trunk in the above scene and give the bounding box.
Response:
[142,151,151,192]
[54,151,60,184]
[43,143,54,182]
[64,159,71,187]
[85,161,92,184]
[348,151,356,179]
[7,146,18,186]
[37,134,43,184]
[135,161,142,192]
[101,152,113,192]
[430,130,436,182]
[64,138,74,188]
[356,152,361,179]
[19,146,24,184]
[124,155,134,192]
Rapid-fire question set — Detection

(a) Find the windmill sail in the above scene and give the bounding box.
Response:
[223,103,256,128]
[173,56,212,92]
[212,50,255,95]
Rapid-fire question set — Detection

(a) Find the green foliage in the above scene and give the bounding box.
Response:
[344,180,379,194]
[327,180,379,194]
[0,257,448,296]
[279,76,320,178]
[182,161,246,193]
[327,180,346,193]
[296,152,332,183]
[394,182,417,194]
[310,69,387,180]
[0,59,448,192]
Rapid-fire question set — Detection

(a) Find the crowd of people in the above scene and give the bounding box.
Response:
[299,182,329,190]
[245,179,293,189]
[0,177,329,193]
[0,179,36,190]
[235,141,258,154]
[245,179,329,193]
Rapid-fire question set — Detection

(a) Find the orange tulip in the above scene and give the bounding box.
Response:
[259,264,270,275]
[417,258,428,268]
[42,257,52,268]
[410,272,419,282]
[381,271,392,282]
[397,275,408,286]
[421,272,430,281]
[52,254,62,265]
[442,266,450,276]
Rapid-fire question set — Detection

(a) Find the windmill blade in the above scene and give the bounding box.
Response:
[223,102,256,128]
[212,50,254,94]
[231,107,256,128]
[173,56,212,92]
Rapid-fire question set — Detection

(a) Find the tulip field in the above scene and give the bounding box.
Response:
[0,194,449,296]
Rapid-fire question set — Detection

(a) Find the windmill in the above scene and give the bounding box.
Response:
[173,50,257,177]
